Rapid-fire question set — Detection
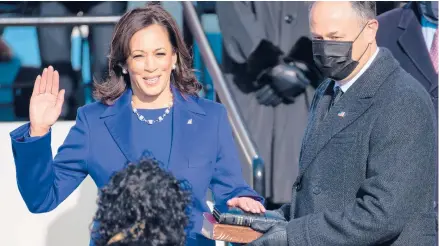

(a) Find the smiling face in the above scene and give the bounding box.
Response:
[125,24,177,106]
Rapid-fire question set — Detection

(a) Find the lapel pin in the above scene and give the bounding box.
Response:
[187,119,193,125]
[337,111,346,118]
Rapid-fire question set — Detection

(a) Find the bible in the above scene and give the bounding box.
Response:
[201,205,286,243]
[213,205,286,227]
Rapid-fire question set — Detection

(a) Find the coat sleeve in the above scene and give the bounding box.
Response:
[10,107,90,213]
[285,93,437,245]
[216,1,267,63]
[216,2,283,82]
[209,105,264,205]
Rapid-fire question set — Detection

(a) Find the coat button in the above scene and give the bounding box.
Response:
[295,182,302,191]
[312,186,321,195]
[293,178,302,191]
[285,14,294,24]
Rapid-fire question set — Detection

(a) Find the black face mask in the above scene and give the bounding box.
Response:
[312,24,369,81]
[418,1,438,25]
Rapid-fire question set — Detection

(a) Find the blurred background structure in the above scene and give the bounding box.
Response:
[0,1,406,120]
[1,1,430,246]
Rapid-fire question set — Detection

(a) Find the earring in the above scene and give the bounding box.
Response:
[122,68,127,74]
[172,64,176,70]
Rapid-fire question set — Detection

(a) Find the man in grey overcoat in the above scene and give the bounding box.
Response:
[216,2,322,207]
[247,2,437,245]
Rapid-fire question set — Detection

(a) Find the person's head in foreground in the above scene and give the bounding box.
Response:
[310,1,378,82]
[94,2,201,106]
[92,157,192,246]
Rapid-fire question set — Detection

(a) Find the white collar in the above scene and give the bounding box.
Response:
[335,47,380,93]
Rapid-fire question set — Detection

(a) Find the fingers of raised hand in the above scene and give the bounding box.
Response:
[46,66,54,94]
[39,68,48,94]
[37,66,58,95]
[52,70,59,94]
[32,75,41,96]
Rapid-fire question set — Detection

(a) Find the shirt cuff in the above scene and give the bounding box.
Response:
[25,129,43,140]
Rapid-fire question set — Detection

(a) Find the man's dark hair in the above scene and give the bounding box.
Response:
[92,157,192,246]
[351,1,377,23]
[309,1,376,25]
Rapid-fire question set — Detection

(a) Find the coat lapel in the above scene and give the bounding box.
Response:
[168,87,206,170]
[397,3,437,92]
[299,48,398,174]
[300,96,373,171]
[101,90,138,164]
[300,80,333,157]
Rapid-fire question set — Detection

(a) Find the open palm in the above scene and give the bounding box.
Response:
[29,66,65,134]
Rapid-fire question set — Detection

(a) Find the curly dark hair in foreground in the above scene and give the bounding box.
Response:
[92,158,192,246]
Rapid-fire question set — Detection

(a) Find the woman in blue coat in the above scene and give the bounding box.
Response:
[9,4,264,245]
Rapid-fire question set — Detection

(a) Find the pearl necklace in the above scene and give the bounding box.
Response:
[131,97,173,125]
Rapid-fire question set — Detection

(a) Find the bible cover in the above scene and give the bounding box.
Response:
[201,213,262,243]
[213,205,286,227]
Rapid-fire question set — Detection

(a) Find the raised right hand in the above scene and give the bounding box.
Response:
[29,66,65,136]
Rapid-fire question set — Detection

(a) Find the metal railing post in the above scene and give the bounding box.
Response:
[181,2,265,196]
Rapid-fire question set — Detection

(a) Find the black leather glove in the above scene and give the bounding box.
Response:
[246,40,284,83]
[255,84,284,107]
[246,220,289,246]
[266,61,311,104]
[246,40,284,107]
[273,204,291,221]
[255,61,310,106]
[284,37,324,89]
[247,40,313,107]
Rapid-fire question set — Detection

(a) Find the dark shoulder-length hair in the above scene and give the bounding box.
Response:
[93,3,202,105]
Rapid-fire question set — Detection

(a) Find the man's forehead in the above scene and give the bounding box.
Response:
[310,16,350,33]
[311,1,352,15]
[310,2,358,23]
[310,2,361,33]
